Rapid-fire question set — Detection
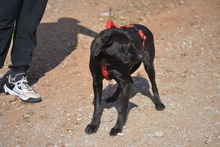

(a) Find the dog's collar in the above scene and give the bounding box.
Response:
[102,20,146,80]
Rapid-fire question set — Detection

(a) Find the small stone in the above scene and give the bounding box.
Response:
[154,131,164,138]
[76,117,82,121]
[205,139,211,144]
[117,133,124,136]
[45,143,55,147]
[119,16,125,20]
[41,104,46,107]
[100,12,110,16]
[66,128,73,132]
[213,73,220,78]
[178,0,186,5]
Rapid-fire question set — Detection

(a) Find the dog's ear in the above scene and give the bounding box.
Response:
[91,31,113,56]
[101,36,113,48]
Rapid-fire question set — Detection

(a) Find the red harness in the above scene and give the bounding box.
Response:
[106,20,146,50]
[102,20,147,80]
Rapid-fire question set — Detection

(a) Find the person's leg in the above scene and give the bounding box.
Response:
[10,0,48,71]
[0,0,20,68]
[0,0,21,92]
[3,0,48,103]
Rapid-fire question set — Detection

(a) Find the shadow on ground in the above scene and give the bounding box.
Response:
[28,17,98,85]
[100,76,155,123]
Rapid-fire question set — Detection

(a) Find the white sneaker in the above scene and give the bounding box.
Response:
[4,73,42,103]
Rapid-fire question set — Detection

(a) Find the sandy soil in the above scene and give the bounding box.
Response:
[0,0,220,146]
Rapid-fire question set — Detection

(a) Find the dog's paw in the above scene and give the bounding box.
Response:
[85,124,98,134]
[155,103,165,111]
[109,128,122,136]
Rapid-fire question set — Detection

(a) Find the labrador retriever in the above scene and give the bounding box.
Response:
[85,22,165,136]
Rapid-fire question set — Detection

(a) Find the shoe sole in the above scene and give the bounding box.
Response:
[3,84,42,103]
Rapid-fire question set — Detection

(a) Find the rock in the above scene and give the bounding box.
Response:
[119,16,125,21]
[100,12,110,17]
[45,143,55,147]
[154,131,164,138]
[117,133,124,136]
[205,139,211,144]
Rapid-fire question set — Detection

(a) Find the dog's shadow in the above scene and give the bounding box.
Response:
[102,76,154,116]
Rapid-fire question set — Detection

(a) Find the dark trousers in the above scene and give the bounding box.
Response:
[0,0,48,72]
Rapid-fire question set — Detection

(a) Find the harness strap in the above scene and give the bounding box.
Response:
[102,20,147,80]
[101,65,110,80]
[106,19,117,29]
[106,20,146,51]
[132,25,147,50]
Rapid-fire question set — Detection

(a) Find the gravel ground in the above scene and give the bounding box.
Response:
[0,0,220,146]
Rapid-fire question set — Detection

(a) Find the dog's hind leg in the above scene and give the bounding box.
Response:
[85,77,104,134]
[144,61,165,111]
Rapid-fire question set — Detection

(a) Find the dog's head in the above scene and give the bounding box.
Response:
[91,28,143,66]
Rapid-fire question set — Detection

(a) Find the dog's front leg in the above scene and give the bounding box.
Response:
[85,77,103,134]
[105,86,120,103]
[109,82,132,136]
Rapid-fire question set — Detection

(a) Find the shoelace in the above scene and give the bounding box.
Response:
[14,76,33,92]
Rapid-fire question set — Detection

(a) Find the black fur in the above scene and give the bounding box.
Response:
[85,24,165,136]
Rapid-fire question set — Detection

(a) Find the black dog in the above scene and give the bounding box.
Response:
[85,21,165,136]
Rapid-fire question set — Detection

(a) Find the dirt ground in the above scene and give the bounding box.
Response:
[0,0,220,146]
